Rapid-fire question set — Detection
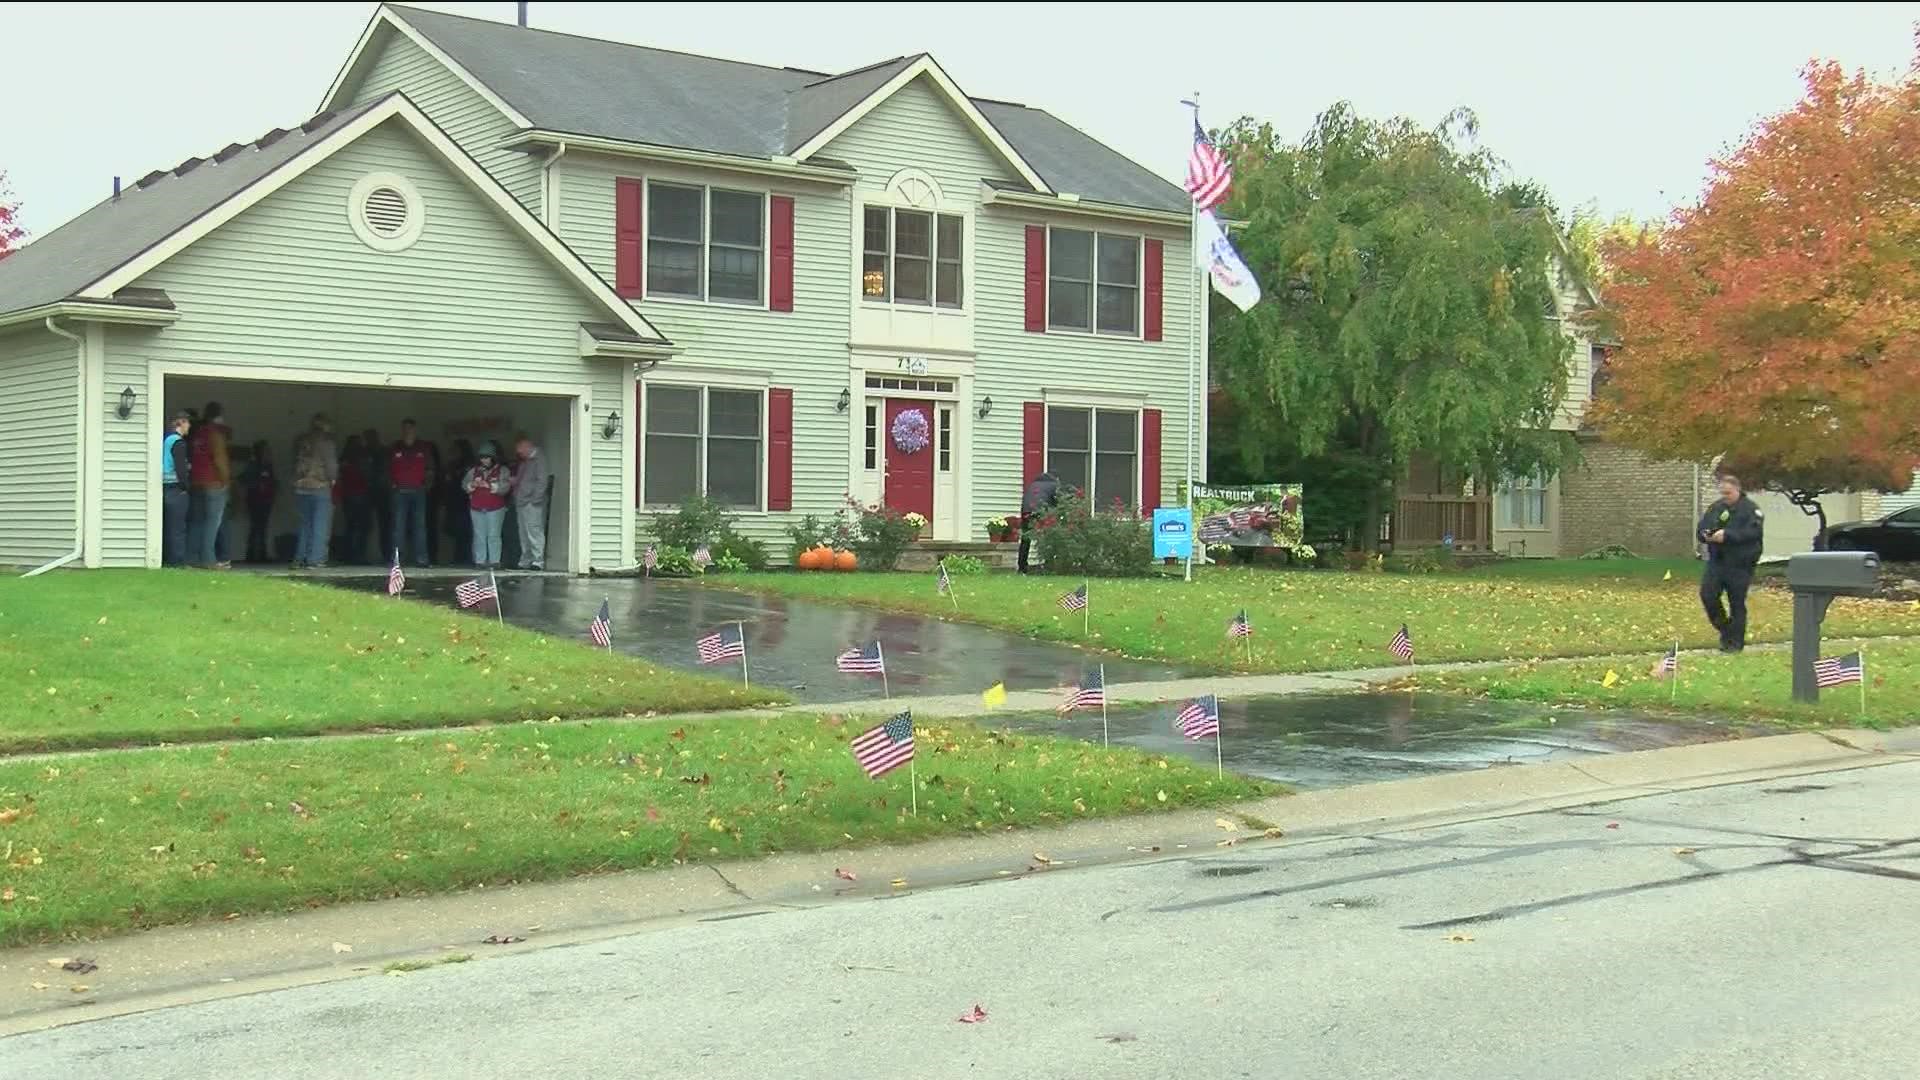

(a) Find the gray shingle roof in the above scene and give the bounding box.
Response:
[0,101,383,318]
[383,5,1187,214]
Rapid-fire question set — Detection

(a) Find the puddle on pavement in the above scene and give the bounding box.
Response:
[994,693,1782,790]
[329,574,1184,703]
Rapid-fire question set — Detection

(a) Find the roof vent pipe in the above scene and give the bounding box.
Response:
[517,3,528,27]
[113,176,122,198]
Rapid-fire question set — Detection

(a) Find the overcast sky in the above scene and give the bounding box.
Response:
[5,2,1917,238]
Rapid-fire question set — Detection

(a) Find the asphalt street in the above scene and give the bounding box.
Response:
[11,759,1917,1079]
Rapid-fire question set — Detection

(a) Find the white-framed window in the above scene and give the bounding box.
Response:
[643,384,764,508]
[646,181,766,304]
[1499,470,1549,529]
[1047,227,1140,335]
[1046,405,1138,509]
[863,402,879,471]
[937,405,953,473]
[862,206,963,308]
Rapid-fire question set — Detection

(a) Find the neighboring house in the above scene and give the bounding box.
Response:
[0,3,1199,569]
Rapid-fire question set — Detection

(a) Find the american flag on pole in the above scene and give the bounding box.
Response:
[642,544,658,574]
[850,710,915,779]
[455,577,498,609]
[1059,668,1105,713]
[1175,694,1221,740]
[696,623,746,664]
[1814,651,1864,687]
[936,561,953,596]
[836,640,886,674]
[386,551,405,597]
[1388,623,1414,663]
[1226,609,1252,638]
[692,545,712,570]
[588,598,613,648]
[1186,119,1231,210]
[1655,644,1679,678]
[1058,583,1088,611]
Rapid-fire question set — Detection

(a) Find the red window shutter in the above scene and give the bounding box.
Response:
[615,177,644,299]
[633,382,645,507]
[1143,239,1164,342]
[769,195,795,312]
[1140,408,1162,512]
[1022,401,1045,485]
[767,388,794,511]
[1023,225,1046,332]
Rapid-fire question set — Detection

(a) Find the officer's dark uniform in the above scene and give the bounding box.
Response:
[1697,494,1764,651]
[1019,471,1060,575]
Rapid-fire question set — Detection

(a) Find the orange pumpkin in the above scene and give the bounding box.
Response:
[834,549,858,572]
[813,546,837,570]
[796,547,821,571]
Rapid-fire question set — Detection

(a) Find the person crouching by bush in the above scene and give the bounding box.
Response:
[464,442,512,569]
[1019,469,1060,575]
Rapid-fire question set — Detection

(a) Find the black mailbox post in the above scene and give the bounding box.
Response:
[1785,552,1879,702]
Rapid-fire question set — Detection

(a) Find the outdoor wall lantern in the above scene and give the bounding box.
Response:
[976,395,993,420]
[602,410,621,441]
[116,386,136,420]
[836,388,852,413]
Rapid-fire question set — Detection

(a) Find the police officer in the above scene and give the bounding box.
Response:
[1018,469,1060,575]
[1697,472,1764,652]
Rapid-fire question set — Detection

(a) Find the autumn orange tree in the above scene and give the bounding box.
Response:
[0,170,22,258]
[1596,45,1920,533]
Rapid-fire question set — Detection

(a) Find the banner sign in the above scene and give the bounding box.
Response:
[1193,483,1304,548]
[1152,507,1194,559]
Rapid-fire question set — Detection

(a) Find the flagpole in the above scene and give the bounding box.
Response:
[603,597,613,652]
[1859,643,1867,721]
[1183,94,1201,585]
[878,640,890,700]
[491,570,504,626]
[1083,580,1090,637]
[1243,622,1252,669]
[738,620,749,688]
[1671,640,1680,705]
[1099,662,1109,747]
[1215,708,1223,779]
[908,754,918,818]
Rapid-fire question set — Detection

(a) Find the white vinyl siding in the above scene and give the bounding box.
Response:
[345,31,541,211]
[100,120,622,567]
[0,330,80,563]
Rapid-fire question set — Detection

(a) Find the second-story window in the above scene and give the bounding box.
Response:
[862,206,962,308]
[1048,228,1139,335]
[647,182,765,304]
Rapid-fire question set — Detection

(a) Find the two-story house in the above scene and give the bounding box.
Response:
[0,3,1197,571]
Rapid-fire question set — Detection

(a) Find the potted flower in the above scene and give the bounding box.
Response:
[902,511,929,540]
[986,515,1015,542]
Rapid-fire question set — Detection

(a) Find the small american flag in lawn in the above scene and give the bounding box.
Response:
[1656,644,1678,678]
[692,545,712,569]
[1388,623,1414,663]
[696,623,746,664]
[1226,609,1252,638]
[1186,119,1232,211]
[588,599,613,648]
[936,561,953,595]
[1059,668,1105,713]
[455,577,498,609]
[1814,651,1865,688]
[836,640,886,674]
[386,551,405,596]
[851,710,915,779]
[1058,583,1088,611]
[1175,694,1220,740]
[642,544,658,573]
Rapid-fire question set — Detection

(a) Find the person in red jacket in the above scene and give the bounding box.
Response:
[463,442,512,568]
[388,418,438,568]
[186,401,232,568]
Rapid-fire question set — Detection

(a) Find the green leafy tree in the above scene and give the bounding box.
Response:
[1210,105,1576,547]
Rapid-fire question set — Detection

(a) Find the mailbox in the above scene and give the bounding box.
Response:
[1786,551,1881,702]
[1787,551,1880,596]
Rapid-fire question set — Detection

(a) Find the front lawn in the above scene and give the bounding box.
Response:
[0,572,783,752]
[1409,636,1920,728]
[716,564,1920,674]
[0,713,1269,944]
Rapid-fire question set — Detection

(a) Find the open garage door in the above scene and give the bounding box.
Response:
[163,375,578,572]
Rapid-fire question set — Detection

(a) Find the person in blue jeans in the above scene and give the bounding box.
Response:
[160,411,193,565]
[289,414,339,569]
[388,419,437,567]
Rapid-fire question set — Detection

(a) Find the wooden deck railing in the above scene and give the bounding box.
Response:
[1386,494,1494,551]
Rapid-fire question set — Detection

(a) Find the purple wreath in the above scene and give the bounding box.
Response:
[890,408,931,454]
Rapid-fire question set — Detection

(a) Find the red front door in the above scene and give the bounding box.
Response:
[883,398,935,528]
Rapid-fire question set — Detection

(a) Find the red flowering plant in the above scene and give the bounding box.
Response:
[1029,489,1152,576]
[842,496,922,570]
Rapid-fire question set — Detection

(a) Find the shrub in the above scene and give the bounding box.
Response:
[653,494,735,551]
[712,551,748,573]
[712,526,768,571]
[1030,490,1152,577]
[784,512,851,565]
[940,554,988,576]
[1386,545,1456,575]
[649,545,701,577]
[844,498,920,571]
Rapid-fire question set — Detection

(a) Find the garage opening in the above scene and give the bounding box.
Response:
[163,376,576,572]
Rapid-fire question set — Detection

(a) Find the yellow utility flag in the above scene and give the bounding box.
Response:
[1602,669,1621,688]
[982,682,1007,708]
[1663,570,1673,581]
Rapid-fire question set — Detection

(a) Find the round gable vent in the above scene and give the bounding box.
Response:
[348,173,425,252]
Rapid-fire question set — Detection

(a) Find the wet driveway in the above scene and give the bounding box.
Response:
[334,574,1184,703]
[1000,692,1780,790]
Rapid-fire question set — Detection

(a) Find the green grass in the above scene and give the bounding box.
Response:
[0,713,1270,945]
[716,563,1920,674]
[0,571,784,753]
[1409,636,1920,729]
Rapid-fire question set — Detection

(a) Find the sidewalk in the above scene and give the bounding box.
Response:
[6,725,1916,1036]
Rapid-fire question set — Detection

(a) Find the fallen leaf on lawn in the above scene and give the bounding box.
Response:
[956,1004,988,1024]
[1447,933,1475,943]
[1262,828,1285,839]
[1214,818,1237,832]
[833,867,858,881]
[645,806,661,822]
[0,887,13,903]
[0,808,19,825]
[29,981,47,992]
[70,985,91,994]
[889,878,907,889]
[1673,847,1698,856]
[1601,669,1620,688]
[331,942,353,954]
[60,959,97,975]
[1605,822,1620,830]
[289,801,308,817]
[708,817,727,833]
[1155,790,1168,803]
[1031,852,1055,865]
[97,616,108,625]
[1099,1033,1138,1044]
[1216,837,1242,847]
[481,935,524,945]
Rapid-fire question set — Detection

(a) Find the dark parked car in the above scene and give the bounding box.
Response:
[1821,506,1920,561]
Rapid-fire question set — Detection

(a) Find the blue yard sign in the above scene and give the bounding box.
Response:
[1153,508,1194,560]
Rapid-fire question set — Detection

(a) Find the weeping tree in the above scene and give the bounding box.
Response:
[1210,104,1577,549]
